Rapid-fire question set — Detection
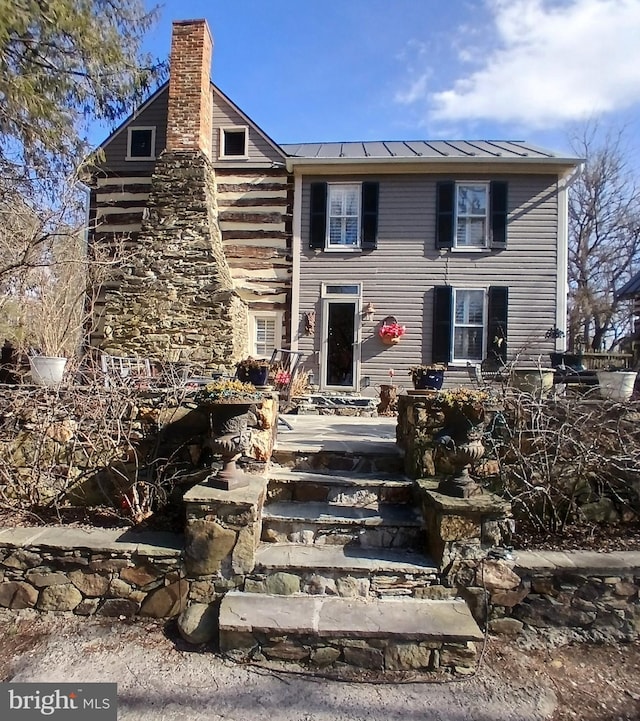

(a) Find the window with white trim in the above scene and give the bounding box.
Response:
[328,184,361,248]
[453,289,485,361]
[455,183,489,248]
[126,126,156,160]
[220,126,248,159]
[249,312,282,358]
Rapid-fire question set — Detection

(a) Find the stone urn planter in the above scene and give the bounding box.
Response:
[436,391,489,498]
[193,380,264,490]
[206,400,254,490]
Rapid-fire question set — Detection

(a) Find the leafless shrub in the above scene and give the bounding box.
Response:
[0,366,199,525]
[485,390,640,533]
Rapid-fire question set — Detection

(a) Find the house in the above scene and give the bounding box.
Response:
[89,18,580,390]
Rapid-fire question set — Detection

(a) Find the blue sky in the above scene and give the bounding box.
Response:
[128,0,640,158]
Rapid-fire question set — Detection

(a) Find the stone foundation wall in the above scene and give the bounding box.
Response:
[0,529,185,618]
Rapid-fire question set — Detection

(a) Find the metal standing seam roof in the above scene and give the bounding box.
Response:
[279,139,575,161]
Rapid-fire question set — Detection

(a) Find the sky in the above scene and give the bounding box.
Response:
[123,0,640,159]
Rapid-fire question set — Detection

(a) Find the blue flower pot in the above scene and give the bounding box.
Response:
[414,370,444,390]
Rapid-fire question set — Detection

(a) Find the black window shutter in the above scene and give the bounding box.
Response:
[432,285,453,363]
[487,286,508,363]
[309,182,327,249]
[436,181,455,249]
[490,181,508,249]
[361,181,379,250]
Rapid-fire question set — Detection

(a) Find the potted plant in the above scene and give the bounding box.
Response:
[378,318,406,345]
[192,379,265,491]
[193,379,264,406]
[435,387,492,498]
[236,357,270,386]
[409,364,447,390]
[25,275,84,386]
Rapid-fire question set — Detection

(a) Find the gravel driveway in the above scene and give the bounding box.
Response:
[0,610,558,721]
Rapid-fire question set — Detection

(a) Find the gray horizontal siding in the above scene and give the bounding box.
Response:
[100,88,169,175]
[98,85,283,174]
[212,90,284,166]
[297,173,560,391]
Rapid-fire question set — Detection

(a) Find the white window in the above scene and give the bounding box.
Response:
[249,312,282,358]
[453,289,485,361]
[456,183,488,248]
[328,184,360,248]
[126,126,156,160]
[220,126,248,159]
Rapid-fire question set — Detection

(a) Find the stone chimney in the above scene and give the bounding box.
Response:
[102,20,248,369]
[166,19,213,158]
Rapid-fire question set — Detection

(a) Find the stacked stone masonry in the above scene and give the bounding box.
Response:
[102,150,248,368]
[0,530,184,618]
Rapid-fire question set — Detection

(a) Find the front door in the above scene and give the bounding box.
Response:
[321,284,361,391]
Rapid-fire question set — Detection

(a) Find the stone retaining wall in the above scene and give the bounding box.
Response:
[490,551,640,642]
[0,527,638,646]
[0,528,185,618]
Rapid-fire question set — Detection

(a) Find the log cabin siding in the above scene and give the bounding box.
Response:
[296,173,560,390]
[90,84,293,347]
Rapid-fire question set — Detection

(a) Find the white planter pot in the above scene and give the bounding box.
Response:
[29,356,68,387]
[596,370,637,401]
[509,367,555,396]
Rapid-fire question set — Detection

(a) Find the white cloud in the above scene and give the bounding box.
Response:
[427,0,640,128]
[395,74,430,104]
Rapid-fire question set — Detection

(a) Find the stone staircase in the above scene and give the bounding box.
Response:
[217,417,484,673]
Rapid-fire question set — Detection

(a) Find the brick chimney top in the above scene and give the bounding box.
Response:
[166,19,213,158]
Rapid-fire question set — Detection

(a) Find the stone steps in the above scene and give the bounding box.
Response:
[261,501,423,548]
[246,543,438,598]
[272,448,405,475]
[219,591,483,672]
[267,468,415,506]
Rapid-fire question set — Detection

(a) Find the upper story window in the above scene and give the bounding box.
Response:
[436,180,508,250]
[220,126,248,159]
[456,184,488,248]
[328,184,360,248]
[309,181,379,252]
[126,126,156,160]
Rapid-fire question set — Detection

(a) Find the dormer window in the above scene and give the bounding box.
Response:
[126,126,156,160]
[220,126,248,159]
